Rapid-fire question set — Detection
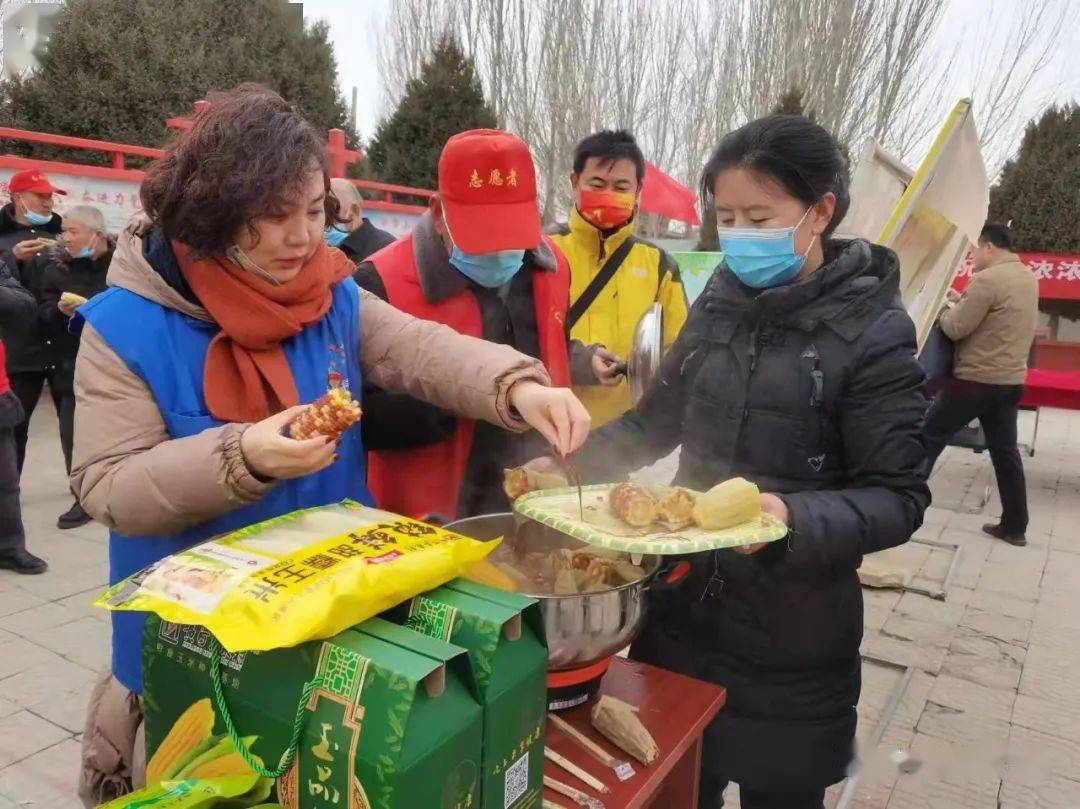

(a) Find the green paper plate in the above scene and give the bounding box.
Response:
[513,484,788,555]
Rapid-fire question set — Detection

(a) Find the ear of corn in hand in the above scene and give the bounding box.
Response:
[288,387,362,440]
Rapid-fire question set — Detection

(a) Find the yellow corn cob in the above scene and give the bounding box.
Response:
[186,749,262,779]
[691,477,761,530]
[145,698,215,784]
[461,559,519,592]
[288,387,362,440]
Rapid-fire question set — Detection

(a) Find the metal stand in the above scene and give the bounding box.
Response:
[835,656,916,809]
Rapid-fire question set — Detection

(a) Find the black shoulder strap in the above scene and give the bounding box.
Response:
[567,236,637,330]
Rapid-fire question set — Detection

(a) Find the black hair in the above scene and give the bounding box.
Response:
[700,114,850,238]
[572,130,645,184]
[142,83,338,258]
[979,220,1015,251]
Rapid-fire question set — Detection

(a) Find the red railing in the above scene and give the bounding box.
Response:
[1,118,432,215]
[0,126,163,170]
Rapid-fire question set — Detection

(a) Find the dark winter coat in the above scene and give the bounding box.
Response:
[37,243,112,390]
[0,203,62,373]
[340,218,396,264]
[0,260,35,426]
[578,239,930,791]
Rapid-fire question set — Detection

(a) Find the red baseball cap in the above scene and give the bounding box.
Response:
[438,129,541,253]
[8,169,66,196]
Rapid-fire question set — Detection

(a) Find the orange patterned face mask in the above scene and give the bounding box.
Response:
[578,189,636,230]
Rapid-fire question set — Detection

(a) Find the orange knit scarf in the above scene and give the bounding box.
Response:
[175,240,354,423]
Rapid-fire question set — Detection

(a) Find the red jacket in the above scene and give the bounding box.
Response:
[365,235,571,519]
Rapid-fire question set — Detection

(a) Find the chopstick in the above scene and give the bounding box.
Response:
[545,746,610,794]
[547,713,635,781]
[543,776,605,809]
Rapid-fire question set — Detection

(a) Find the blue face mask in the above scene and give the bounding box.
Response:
[449,245,525,289]
[324,226,349,247]
[73,245,94,259]
[24,209,52,226]
[717,207,816,289]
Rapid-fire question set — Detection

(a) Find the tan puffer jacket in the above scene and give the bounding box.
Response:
[71,219,549,536]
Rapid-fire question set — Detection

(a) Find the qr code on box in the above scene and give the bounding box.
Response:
[504,751,529,808]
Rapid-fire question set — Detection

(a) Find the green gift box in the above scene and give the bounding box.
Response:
[142,615,482,808]
[395,579,548,809]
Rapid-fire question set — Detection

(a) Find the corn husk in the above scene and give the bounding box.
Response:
[590,695,658,766]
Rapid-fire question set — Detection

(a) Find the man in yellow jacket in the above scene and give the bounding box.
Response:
[549,130,688,426]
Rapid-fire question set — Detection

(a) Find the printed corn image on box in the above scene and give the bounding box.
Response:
[142,616,482,808]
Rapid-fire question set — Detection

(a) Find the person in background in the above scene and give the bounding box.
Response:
[326,177,396,263]
[0,169,66,472]
[534,115,929,808]
[548,130,688,427]
[38,205,113,529]
[70,87,587,804]
[924,221,1038,546]
[0,258,46,574]
[356,129,590,520]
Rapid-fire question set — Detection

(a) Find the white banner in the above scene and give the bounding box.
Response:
[365,208,422,238]
[2,166,426,240]
[0,166,142,234]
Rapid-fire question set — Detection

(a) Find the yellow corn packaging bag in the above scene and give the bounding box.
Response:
[94,501,496,653]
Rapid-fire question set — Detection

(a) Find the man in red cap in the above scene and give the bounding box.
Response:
[1,168,65,271]
[1,168,69,478]
[356,129,588,519]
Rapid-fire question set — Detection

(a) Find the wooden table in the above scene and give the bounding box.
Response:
[542,658,726,809]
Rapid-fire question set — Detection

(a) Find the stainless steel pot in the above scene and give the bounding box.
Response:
[445,513,661,672]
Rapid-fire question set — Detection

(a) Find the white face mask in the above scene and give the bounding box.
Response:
[226,244,282,286]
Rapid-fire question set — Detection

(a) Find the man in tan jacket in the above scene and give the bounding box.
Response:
[924,221,1039,545]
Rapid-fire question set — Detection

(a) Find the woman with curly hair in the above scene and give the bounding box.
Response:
[73,84,589,805]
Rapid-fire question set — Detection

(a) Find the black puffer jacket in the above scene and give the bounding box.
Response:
[579,239,929,791]
[37,242,112,389]
[0,202,63,373]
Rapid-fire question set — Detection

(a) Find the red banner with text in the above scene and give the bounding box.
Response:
[952,252,1080,301]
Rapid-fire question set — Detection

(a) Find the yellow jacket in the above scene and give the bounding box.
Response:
[549,208,688,426]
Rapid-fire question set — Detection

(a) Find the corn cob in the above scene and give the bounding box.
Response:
[175,735,258,779]
[186,748,264,779]
[691,477,761,530]
[288,387,362,440]
[503,467,531,501]
[609,483,658,527]
[145,697,215,784]
[461,559,520,592]
[503,467,569,501]
[157,733,222,781]
[657,488,696,528]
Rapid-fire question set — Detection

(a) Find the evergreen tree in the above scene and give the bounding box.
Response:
[989,103,1080,253]
[1,0,351,161]
[368,35,497,189]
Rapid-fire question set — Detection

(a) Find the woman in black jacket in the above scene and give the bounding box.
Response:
[562,116,930,808]
[37,204,112,529]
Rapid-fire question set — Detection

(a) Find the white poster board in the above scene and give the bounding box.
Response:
[839,100,989,350]
[0,165,143,235]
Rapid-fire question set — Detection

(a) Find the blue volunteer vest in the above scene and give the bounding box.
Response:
[78,280,372,693]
